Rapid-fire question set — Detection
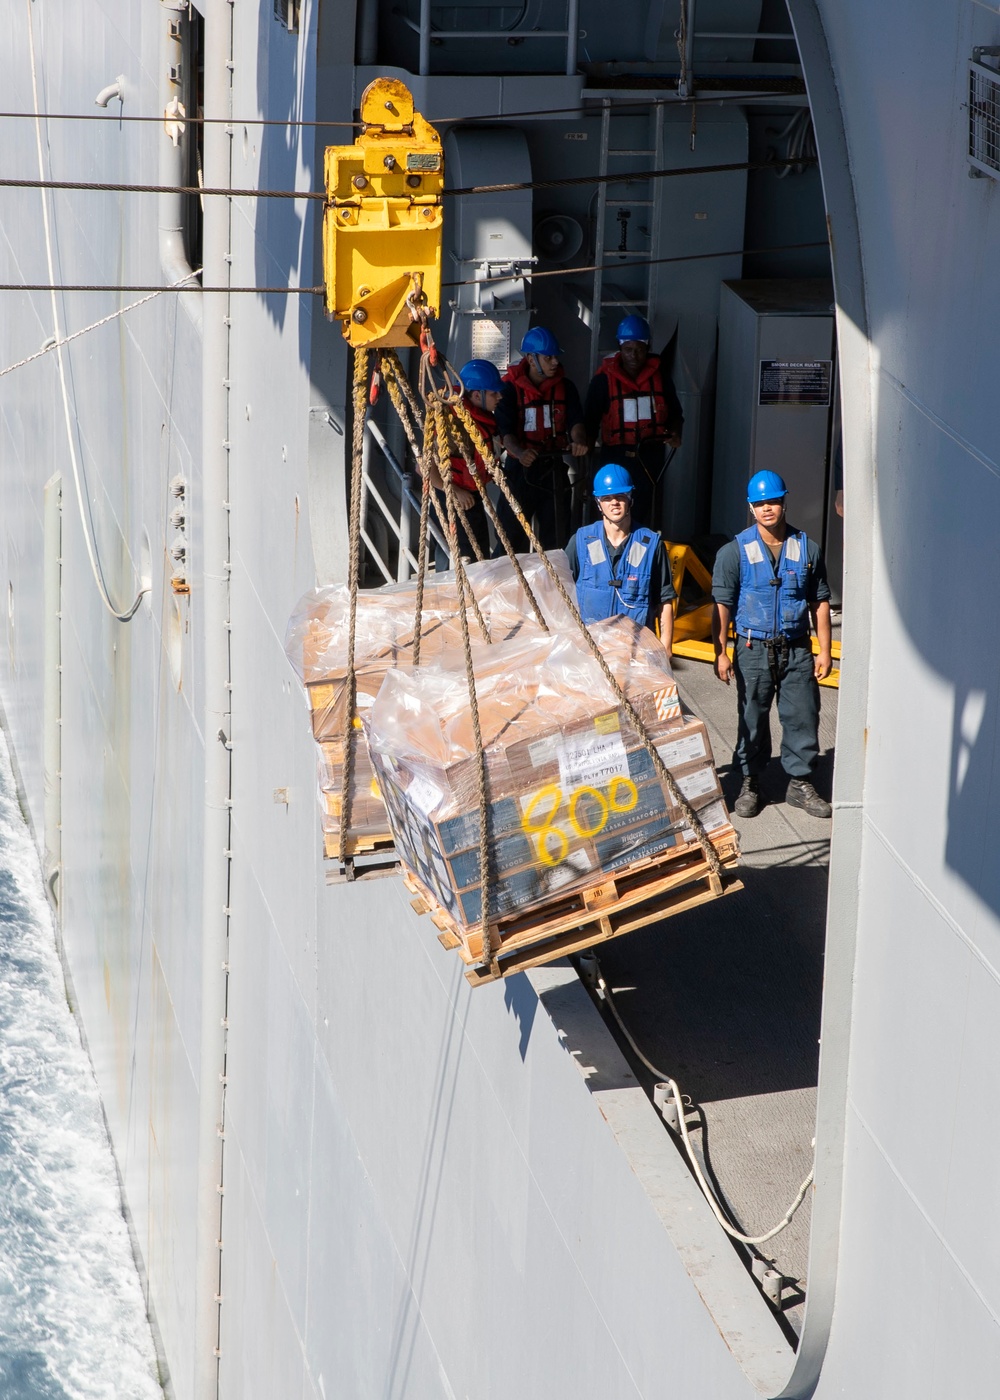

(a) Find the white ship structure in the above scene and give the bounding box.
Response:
[2,0,998,1396]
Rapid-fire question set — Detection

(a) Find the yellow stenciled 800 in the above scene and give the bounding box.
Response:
[521,777,641,868]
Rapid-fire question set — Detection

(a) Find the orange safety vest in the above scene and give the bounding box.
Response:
[502,357,570,449]
[448,398,495,492]
[600,352,672,448]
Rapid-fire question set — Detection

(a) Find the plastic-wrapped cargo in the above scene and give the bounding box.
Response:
[317,735,386,857]
[364,616,734,933]
[284,551,578,855]
[285,550,578,741]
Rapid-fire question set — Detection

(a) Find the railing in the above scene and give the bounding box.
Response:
[362,418,448,583]
[678,0,798,98]
[404,0,580,77]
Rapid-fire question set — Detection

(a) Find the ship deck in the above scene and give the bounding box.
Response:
[587,623,840,1337]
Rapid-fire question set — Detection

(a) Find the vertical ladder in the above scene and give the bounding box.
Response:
[588,100,666,369]
[588,99,612,374]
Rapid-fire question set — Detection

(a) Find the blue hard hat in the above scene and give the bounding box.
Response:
[616,314,651,344]
[747,470,788,503]
[520,326,561,357]
[460,358,503,394]
[593,463,635,498]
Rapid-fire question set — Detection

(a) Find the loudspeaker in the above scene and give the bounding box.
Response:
[534,214,583,263]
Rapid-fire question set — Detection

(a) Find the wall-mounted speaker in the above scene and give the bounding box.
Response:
[534,214,583,263]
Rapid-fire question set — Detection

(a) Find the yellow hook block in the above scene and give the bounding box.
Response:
[323,78,444,348]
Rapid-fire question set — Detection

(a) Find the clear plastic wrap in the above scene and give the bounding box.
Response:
[284,551,578,854]
[317,733,387,856]
[284,550,577,741]
[365,616,733,932]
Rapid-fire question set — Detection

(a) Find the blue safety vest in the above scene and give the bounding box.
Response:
[733,524,810,641]
[575,522,658,626]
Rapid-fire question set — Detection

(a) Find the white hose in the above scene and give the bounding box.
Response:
[595,966,814,1247]
[26,0,148,623]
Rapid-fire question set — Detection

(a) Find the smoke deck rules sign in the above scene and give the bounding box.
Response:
[758,359,832,406]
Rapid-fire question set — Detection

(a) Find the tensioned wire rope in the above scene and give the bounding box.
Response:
[0,87,811,129]
[7,84,821,614]
[0,153,817,202]
[0,238,829,303]
[0,231,828,383]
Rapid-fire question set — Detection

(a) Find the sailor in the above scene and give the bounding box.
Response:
[430,358,502,571]
[494,326,589,552]
[566,463,675,652]
[584,314,684,527]
[711,470,833,818]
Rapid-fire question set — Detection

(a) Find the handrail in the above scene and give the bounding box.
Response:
[413,0,578,76]
[364,418,448,578]
[696,32,797,40]
[678,0,796,99]
[361,453,421,580]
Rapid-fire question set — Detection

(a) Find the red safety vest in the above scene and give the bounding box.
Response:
[448,398,495,492]
[599,353,672,448]
[502,357,570,449]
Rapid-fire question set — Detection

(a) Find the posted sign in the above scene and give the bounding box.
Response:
[758,360,832,406]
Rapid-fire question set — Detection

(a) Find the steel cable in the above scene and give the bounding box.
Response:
[0,88,811,132]
[0,155,816,203]
[0,241,827,307]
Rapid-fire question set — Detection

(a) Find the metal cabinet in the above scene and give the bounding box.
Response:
[712,280,835,552]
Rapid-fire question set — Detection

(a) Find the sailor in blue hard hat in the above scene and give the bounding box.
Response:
[492,326,588,553]
[710,471,833,819]
[565,463,676,651]
[428,358,503,571]
[583,314,684,528]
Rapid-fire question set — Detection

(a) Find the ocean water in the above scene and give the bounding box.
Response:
[0,737,163,1399]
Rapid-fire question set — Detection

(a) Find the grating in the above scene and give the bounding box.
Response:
[969,50,1000,179]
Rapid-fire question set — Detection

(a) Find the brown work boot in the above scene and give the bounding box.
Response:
[785,777,832,819]
[733,776,761,818]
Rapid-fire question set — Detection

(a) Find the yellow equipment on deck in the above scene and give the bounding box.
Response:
[665,542,841,688]
[322,78,444,348]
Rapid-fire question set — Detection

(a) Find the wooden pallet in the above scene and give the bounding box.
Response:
[323,830,395,860]
[401,831,742,986]
[324,830,399,881]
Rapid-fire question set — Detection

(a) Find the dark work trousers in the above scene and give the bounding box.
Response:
[492,452,570,555]
[594,441,667,529]
[733,634,820,778]
[433,490,490,573]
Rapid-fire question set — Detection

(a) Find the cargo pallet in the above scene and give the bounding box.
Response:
[401,828,742,985]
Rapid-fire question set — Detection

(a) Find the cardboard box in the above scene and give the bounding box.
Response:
[372,721,733,933]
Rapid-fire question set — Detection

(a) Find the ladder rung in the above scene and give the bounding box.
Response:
[602,300,648,307]
[608,148,655,156]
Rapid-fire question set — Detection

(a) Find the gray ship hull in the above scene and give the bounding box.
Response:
[1,0,997,1396]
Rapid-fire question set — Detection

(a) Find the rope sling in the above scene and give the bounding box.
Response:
[338,337,726,971]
